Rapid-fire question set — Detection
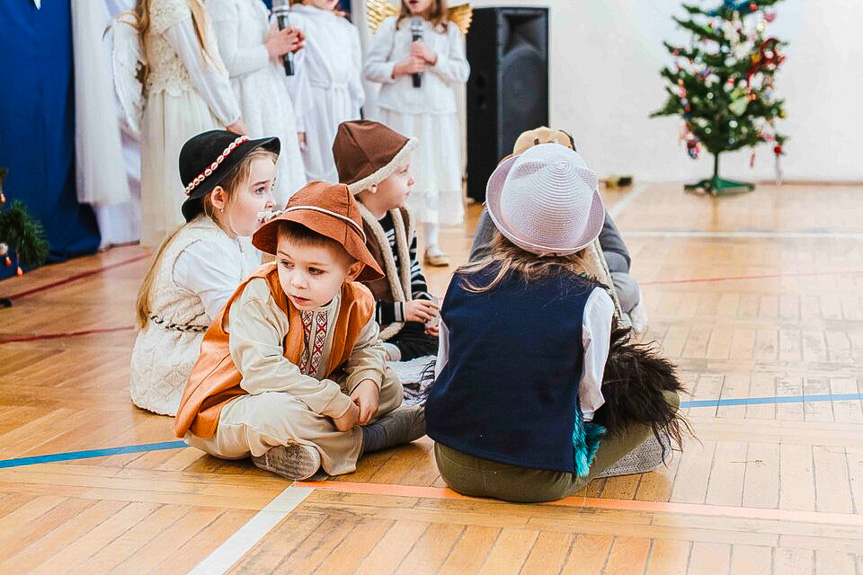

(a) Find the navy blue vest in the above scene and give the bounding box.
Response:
[426,268,598,474]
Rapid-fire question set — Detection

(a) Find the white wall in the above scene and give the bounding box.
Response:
[359,0,863,182]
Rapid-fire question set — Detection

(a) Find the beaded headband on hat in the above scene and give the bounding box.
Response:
[184,135,249,195]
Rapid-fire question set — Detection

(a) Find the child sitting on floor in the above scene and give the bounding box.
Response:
[333,120,439,362]
[173,181,426,480]
[468,127,649,334]
[426,144,684,503]
[131,130,278,416]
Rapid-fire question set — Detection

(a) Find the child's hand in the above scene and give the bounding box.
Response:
[290,28,306,53]
[350,380,380,425]
[393,57,427,78]
[332,402,360,431]
[405,299,439,323]
[425,323,439,337]
[266,26,302,59]
[226,119,248,136]
[410,41,437,65]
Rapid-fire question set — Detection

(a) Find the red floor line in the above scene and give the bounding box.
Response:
[642,268,863,286]
[3,253,151,300]
[0,325,136,345]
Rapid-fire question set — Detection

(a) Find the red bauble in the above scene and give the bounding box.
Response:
[773,145,783,155]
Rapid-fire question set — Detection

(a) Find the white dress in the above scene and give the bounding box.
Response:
[140,0,241,246]
[130,216,261,415]
[207,0,307,205]
[289,4,365,182]
[364,17,469,226]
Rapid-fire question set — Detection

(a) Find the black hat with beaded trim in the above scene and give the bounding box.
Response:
[180,130,281,222]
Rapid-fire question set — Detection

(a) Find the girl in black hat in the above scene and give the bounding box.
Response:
[130,130,280,416]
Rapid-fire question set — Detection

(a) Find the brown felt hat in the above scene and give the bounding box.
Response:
[333,120,417,194]
[252,181,384,282]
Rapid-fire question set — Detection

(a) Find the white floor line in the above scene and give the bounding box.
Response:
[607,183,649,219]
[189,484,314,575]
[622,230,863,240]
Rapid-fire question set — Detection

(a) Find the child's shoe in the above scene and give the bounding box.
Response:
[424,246,450,267]
[361,404,426,454]
[252,443,321,480]
[596,431,670,478]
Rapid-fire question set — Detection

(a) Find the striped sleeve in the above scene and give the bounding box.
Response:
[408,232,433,301]
[376,300,405,325]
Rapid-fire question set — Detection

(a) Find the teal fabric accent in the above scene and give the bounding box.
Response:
[572,405,605,477]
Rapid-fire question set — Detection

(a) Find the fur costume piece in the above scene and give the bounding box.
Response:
[594,325,691,451]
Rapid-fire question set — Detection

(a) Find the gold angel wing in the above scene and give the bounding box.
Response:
[447,3,473,35]
[366,0,399,33]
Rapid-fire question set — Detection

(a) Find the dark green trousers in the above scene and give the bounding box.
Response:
[434,390,680,503]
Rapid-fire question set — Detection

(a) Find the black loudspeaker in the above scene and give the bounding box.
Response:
[466,7,549,202]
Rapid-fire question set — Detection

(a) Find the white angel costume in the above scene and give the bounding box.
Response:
[364,16,469,227]
[207,0,307,204]
[138,0,241,246]
[289,3,365,183]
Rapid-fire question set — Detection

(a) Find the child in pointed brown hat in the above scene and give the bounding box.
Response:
[333,120,440,362]
[174,181,425,480]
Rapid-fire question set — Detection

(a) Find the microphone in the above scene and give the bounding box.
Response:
[410,18,423,88]
[272,0,295,76]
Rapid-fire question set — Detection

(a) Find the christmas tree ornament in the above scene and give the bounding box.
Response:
[0,167,50,289]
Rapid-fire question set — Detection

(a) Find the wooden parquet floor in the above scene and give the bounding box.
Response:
[1,183,862,574]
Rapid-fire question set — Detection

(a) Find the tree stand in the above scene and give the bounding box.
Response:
[684,154,755,196]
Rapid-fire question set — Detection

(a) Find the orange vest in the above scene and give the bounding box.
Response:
[173,262,375,439]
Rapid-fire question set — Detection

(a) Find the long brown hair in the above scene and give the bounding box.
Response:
[456,230,590,294]
[397,0,449,32]
[134,148,278,328]
[130,0,215,93]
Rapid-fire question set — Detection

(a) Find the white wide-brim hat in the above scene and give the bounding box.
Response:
[486,144,605,257]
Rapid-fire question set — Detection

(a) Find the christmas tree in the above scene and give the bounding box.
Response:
[651,0,788,195]
[0,167,50,307]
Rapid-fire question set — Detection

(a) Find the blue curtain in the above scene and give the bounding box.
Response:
[0,1,100,280]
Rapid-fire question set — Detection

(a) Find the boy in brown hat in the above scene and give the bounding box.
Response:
[333,120,440,361]
[173,181,425,480]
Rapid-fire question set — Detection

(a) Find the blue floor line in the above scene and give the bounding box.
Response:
[679,393,863,409]
[1,393,862,470]
[0,440,188,469]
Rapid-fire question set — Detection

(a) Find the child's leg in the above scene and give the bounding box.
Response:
[187,392,363,476]
[435,391,680,503]
[387,323,438,361]
[356,367,425,454]
[610,270,641,314]
[373,366,405,418]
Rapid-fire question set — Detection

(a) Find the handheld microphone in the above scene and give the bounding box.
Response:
[410,18,423,88]
[272,0,295,76]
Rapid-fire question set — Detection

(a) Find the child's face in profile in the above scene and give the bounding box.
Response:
[276,236,363,310]
[225,157,276,237]
[376,158,414,211]
[405,0,434,17]
[304,0,340,11]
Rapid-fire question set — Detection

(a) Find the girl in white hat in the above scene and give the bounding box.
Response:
[425,144,684,502]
